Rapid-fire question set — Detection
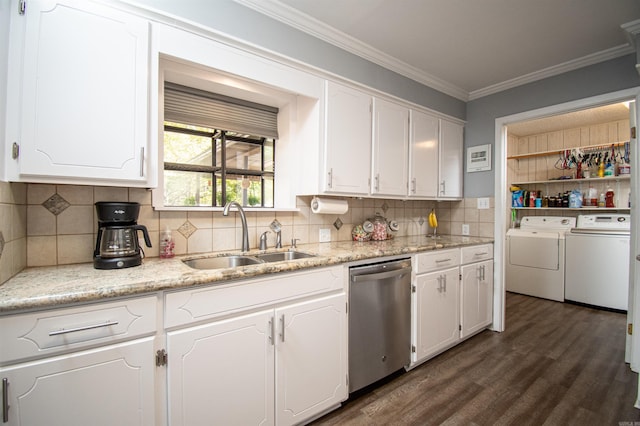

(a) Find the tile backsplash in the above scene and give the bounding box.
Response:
[0,181,495,284]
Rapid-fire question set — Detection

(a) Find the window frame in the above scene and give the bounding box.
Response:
[162,122,275,208]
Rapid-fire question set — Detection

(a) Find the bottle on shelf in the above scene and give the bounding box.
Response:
[605,188,615,208]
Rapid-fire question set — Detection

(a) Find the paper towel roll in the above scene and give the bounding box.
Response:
[311,197,349,215]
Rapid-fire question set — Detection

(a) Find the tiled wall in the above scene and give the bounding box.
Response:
[0,181,26,284]
[0,181,495,284]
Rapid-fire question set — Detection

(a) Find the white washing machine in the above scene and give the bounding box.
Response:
[506,216,576,302]
[565,214,630,311]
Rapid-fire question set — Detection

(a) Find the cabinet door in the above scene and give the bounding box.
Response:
[275,293,347,426]
[409,110,439,197]
[461,260,493,338]
[324,81,371,195]
[372,98,408,196]
[439,120,463,198]
[0,337,155,426]
[413,267,460,362]
[15,0,149,184]
[167,310,275,426]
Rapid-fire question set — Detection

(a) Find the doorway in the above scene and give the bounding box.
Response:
[492,87,640,337]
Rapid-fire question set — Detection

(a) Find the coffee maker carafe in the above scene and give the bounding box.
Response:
[94,202,152,269]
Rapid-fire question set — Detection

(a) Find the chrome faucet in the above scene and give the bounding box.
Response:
[223,201,250,252]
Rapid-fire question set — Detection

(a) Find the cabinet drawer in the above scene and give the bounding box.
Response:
[165,266,344,329]
[413,249,459,274]
[460,244,493,265]
[0,296,157,364]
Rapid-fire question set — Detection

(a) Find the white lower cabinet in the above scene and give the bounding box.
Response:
[411,244,494,367]
[0,338,156,426]
[165,269,347,426]
[167,309,275,425]
[413,266,460,362]
[460,244,494,339]
[0,296,158,426]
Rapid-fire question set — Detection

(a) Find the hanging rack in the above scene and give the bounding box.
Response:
[506,141,628,160]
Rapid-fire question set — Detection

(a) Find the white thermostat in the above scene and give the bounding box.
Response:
[466,144,492,172]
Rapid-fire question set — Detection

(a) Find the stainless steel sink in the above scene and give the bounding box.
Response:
[183,251,317,270]
[254,251,316,262]
[183,255,263,270]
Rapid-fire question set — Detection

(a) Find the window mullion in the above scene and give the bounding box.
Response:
[220,131,227,206]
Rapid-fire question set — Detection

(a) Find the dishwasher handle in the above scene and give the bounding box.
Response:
[351,266,412,283]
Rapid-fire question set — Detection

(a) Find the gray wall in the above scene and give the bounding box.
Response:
[133,0,465,119]
[464,54,640,197]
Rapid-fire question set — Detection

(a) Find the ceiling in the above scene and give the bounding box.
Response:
[236,0,640,101]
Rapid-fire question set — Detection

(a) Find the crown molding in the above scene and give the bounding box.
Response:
[235,0,636,102]
[622,19,640,45]
[234,0,469,101]
[468,44,635,100]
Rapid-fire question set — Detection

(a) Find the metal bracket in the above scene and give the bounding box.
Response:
[156,349,167,367]
[11,143,19,160]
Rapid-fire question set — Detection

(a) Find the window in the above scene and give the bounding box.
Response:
[162,83,277,208]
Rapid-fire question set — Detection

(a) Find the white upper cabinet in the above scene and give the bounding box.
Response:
[409,110,439,198]
[323,81,372,195]
[372,98,409,197]
[439,119,464,198]
[4,0,151,186]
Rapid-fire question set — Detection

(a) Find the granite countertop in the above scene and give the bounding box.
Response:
[0,235,493,314]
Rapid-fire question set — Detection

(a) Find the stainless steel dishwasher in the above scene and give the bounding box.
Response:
[349,258,412,392]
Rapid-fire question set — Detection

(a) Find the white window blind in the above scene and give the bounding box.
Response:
[164,82,279,138]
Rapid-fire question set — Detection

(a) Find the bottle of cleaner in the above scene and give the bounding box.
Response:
[605,188,615,208]
[160,226,175,259]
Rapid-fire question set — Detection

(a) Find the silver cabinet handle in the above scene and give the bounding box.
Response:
[474,252,489,257]
[440,180,446,195]
[2,377,8,423]
[411,178,416,194]
[280,315,285,342]
[481,265,485,281]
[374,174,380,191]
[437,275,443,292]
[442,274,447,292]
[139,147,145,177]
[435,258,452,263]
[48,320,119,336]
[327,168,333,188]
[268,317,274,345]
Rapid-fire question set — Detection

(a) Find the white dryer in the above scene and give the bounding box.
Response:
[565,214,630,311]
[506,216,576,302]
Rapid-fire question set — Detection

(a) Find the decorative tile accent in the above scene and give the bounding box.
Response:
[418,217,425,226]
[0,232,4,258]
[333,218,343,230]
[42,193,70,216]
[178,221,196,239]
[381,202,389,213]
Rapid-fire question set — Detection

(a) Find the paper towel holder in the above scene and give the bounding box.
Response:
[311,196,349,215]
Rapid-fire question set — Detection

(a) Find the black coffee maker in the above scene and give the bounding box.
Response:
[94,202,152,269]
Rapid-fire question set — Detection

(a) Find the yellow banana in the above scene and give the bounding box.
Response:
[428,210,438,228]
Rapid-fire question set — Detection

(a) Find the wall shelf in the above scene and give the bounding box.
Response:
[512,175,630,186]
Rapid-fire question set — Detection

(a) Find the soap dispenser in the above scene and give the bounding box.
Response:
[160,226,175,259]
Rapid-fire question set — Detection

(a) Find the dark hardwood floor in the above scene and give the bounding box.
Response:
[312,292,640,426]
